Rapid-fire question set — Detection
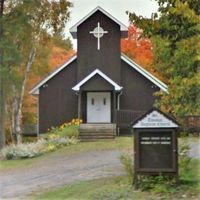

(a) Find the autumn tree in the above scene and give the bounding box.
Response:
[128,0,200,117]
[121,25,153,67]
[22,35,75,129]
[121,25,164,80]
[0,0,5,149]
[1,0,72,144]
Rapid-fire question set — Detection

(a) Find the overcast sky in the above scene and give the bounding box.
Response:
[65,0,158,49]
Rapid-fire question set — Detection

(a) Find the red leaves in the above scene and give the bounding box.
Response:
[121,25,153,68]
[121,25,164,81]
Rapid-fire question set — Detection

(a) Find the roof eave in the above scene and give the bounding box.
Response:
[72,86,123,92]
[71,69,123,91]
[69,6,128,39]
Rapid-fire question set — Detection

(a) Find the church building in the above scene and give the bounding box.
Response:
[30,6,168,136]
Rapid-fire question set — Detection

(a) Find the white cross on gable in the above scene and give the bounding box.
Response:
[90,22,108,50]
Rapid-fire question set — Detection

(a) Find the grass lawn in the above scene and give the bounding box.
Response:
[33,159,200,200]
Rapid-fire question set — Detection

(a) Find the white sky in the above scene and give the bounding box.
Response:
[65,0,158,49]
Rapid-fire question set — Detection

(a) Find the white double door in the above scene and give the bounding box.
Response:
[87,92,111,123]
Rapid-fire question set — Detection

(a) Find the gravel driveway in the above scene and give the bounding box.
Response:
[0,150,123,199]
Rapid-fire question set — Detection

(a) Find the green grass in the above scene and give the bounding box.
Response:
[0,137,133,170]
[179,135,200,143]
[33,159,200,200]
[33,177,152,200]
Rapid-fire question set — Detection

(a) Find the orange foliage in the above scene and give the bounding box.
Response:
[49,46,75,70]
[121,25,163,80]
[22,46,75,124]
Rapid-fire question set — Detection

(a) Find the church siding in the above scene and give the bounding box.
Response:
[39,60,78,133]
[120,60,159,111]
[77,11,121,84]
[81,74,114,91]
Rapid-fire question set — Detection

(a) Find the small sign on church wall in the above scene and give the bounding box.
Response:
[132,108,179,188]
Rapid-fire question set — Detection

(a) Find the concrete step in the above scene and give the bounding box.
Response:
[79,135,115,139]
[79,131,115,136]
[79,137,115,142]
[80,128,114,133]
[80,124,116,132]
[79,123,116,140]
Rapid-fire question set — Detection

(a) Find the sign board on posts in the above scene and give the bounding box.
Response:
[132,108,179,188]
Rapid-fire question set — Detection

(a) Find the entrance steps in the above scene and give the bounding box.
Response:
[79,123,116,141]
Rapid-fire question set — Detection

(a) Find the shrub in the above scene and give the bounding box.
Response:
[138,175,172,192]
[179,143,192,180]
[59,125,79,138]
[120,154,134,185]
[47,118,82,139]
[1,139,46,159]
[1,119,81,160]
[45,135,78,150]
[1,133,78,160]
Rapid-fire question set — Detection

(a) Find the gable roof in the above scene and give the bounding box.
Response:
[132,107,179,128]
[121,54,168,93]
[30,54,168,95]
[69,6,128,38]
[72,69,123,91]
[29,54,77,95]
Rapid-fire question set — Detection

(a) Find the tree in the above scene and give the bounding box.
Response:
[121,25,163,80]
[22,37,75,129]
[0,0,6,149]
[121,25,153,67]
[128,0,200,117]
[1,0,72,143]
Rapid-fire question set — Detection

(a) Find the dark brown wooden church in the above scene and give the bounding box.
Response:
[30,6,168,136]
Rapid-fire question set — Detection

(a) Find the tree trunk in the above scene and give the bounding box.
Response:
[0,0,6,149]
[15,48,36,144]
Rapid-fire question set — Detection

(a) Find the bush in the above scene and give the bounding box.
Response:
[47,118,82,139]
[120,154,134,184]
[1,139,46,159]
[1,135,78,160]
[1,119,81,160]
[138,175,174,192]
[179,143,192,180]
[45,134,78,151]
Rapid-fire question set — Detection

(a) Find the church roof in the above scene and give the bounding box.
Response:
[69,6,128,38]
[72,69,123,91]
[30,54,168,95]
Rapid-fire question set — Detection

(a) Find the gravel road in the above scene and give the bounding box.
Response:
[0,150,123,199]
